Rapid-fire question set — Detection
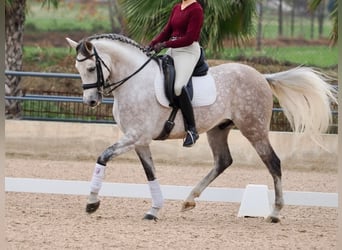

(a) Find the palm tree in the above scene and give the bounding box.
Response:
[5,0,26,118]
[309,0,337,45]
[119,0,257,52]
[5,0,58,118]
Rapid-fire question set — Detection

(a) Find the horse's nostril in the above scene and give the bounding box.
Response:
[89,100,97,107]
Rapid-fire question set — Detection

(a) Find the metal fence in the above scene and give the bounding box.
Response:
[5,70,338,133]
[5,70,115,123]
[5,94,115,123]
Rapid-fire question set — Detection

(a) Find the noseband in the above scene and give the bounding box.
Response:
[76,47,155,94]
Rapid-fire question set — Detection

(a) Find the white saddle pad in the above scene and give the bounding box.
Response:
[154,73,217,108]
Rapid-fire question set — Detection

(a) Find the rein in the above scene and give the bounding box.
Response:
[77,47,155,95]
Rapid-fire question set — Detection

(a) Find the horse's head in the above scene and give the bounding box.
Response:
[66,37,111,107]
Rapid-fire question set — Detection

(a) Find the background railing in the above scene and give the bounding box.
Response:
[5,94,115,123]
[4,71,338,133]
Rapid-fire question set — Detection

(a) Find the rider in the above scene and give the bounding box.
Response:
[149,0,204,147]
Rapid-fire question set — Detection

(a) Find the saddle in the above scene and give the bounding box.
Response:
[160,47,209,107]
[155,48,209,140]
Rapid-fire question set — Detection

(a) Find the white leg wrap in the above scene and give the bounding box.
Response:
[147,207,160,218]
[89,163,106,194]
[148,179,164,209]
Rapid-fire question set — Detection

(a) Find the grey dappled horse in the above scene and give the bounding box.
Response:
[66,34,336,223]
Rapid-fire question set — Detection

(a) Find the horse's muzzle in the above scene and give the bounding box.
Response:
[83,92,102,107]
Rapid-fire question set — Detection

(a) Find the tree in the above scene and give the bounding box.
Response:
[317,0,325,38]
[119,0,257,53]
[5,0,26,118]
[309,0,337,45]
[256,0,263,51]
[5,0,58,118]
[108,0,126,33]
[290,0,296,37]
[278,0,283,37]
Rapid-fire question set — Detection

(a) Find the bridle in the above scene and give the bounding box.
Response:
[76,47,155,95]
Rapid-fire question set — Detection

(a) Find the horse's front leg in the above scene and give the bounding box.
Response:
[135,145,164,221]
[86,135,136,214]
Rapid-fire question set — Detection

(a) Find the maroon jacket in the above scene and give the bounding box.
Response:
[150,2,203,48]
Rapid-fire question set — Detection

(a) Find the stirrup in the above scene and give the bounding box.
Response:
[183,130,199,147]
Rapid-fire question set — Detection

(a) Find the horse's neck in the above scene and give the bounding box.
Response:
[94,40,159,96]
[95,40,148,76]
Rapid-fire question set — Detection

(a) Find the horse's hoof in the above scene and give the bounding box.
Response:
[86,201,100,214]
[266,216,280,223]
[181,201,196,212]
[143,214,158,221]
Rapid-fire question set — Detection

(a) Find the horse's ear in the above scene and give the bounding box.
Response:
[84,41,93,53]
[66,37,78,49]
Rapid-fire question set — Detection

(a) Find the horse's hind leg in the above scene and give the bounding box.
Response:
[135,145,164,221]
[248,137,284,223]
[182,122,233,211]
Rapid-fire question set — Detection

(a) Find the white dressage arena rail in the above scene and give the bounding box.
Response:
[5,177,338,208]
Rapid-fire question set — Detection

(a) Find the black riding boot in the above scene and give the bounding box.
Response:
[178,87,199,147]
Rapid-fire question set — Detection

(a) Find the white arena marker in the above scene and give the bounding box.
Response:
[238,184,271,218]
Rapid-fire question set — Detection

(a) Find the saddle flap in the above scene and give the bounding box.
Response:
[160,54,176,106]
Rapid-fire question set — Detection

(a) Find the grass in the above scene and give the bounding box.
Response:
[206,45,338,68]
[23,44,337,70]
[260,46,337,67]
[25,1,111,33]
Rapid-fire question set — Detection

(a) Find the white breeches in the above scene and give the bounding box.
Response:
[167,42,200,96]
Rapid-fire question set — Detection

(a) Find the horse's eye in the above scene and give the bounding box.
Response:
[88,67,96,73]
